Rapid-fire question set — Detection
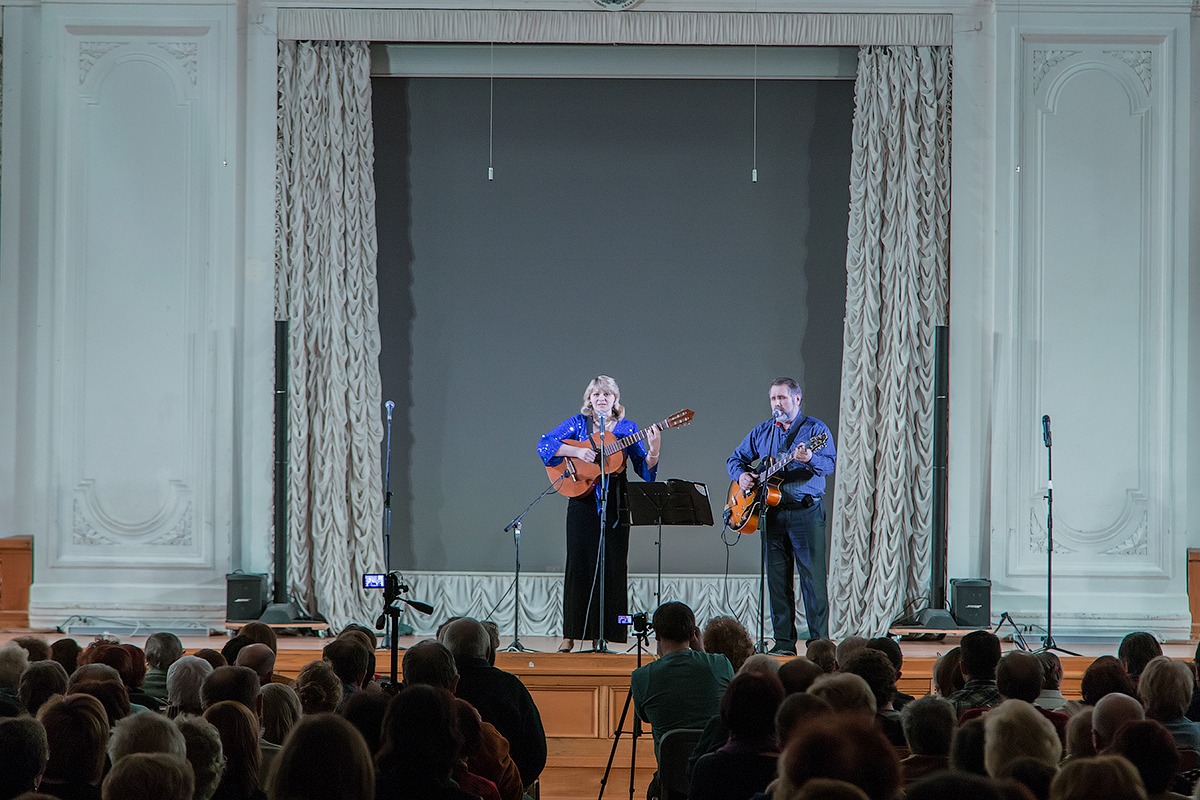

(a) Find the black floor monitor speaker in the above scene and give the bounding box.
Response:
[951,578,991,628]
[226,573,268,621]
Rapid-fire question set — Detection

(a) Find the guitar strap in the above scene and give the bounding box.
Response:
[779,414,807,458]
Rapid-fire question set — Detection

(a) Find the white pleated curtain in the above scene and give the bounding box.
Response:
[275,40,384,631]
[829,45,951,638]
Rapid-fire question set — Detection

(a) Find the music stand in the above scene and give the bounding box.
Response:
[626,479,714,608]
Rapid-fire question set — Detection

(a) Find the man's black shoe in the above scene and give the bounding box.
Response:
[768,643,797,656]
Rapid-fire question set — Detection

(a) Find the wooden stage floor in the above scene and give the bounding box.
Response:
[4,630,1196,800]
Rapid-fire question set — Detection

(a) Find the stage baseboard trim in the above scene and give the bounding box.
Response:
[28,583,227,632]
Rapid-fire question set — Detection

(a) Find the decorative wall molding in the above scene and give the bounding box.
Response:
[79,41,126,84]
[1103,49,1152,93]
[1031,49,1079,91]
[150,42,198,86]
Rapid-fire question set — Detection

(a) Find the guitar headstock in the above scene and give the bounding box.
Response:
[794,432,828,455]
[662,409,694,430]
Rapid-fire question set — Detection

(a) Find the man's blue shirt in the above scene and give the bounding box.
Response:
[726,415,836,503]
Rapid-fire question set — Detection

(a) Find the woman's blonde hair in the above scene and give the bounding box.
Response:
[580,375,625,424]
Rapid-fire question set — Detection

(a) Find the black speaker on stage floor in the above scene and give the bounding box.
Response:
[226,573,268,621]
[951,578,991,628]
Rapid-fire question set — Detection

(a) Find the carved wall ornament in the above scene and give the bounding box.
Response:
[1031,49,1080,92]
[1103,50,1152,95]
[73,500,121,546]
[1029,510,1077,555]
[146,503,194,546]
[150,42,199,86]
[79,41,127,84]
[1102,513,1150,556]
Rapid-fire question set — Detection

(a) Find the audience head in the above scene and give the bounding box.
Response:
[481,620,501,665]
[651,602,697,645]
[100,752,194,800]
[267,713,375,800]
[401,640,459,690]
[1108,719,1177,795]
[238,621,279,653]
[1048,754,1146,800]
[836,636,868,666]
[1036,652,1062,691]
[959,630,1002,681]
[775,692,833,745]
[738,653,781,677]
[453,698,486,763]
[50,638,83,676]
[166,656,213,717]
[0,644,30,691]
[865,637,904,675]
[235,643,276,687]
[1138,655,1192,721]
[949,716,988,776]
[19,660,68,716]
[841,649,898,711]
[108,710,188,764]
[259,683,301,746]
[783,715,901,800]
[376,684,462,784]
[13,637,50,664]
[807,672,876,716]
[294,659,342,715]
[439,617,492,661]
[201,665,260,712]
[701,616,755,672]
[338,630,377,683]
[934,647,966,697]
[906,772,1008,800]
[983,699,1062,777]
[720,672,785,744]
[900,695,956,756]
[203,700,262,799]
[996,651,1045,703]
[341,624,378,649]
[806,639,838,673]
[174,714,224,800]
[193,649,227,670]
[1117,632,1162,682]
[144,632,184,672]
[779,657,825,695]
[1064,707,1096,759]
[67,663,121,691]
[38,692,110,785]
[1080,655,1138,706]
[120,644,147,689]
[994,756,1058,800]
[220,635,254,668]
[79,642,134,688]
[0,717,49,799]
[341,690,391,756]
[71,679,131,725]
[1090,692,1144,751]
[793,779,872,800]
[323,638,371,690]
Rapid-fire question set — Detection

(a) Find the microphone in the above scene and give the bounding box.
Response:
[597,412,605,429]
[1042,415,1052,448]
[385,400,394,420]
[772,408,786,426]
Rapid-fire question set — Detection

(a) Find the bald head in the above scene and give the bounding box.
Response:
[440,617,491,661]
[235,644,276,686]
[1092,692,1145,751]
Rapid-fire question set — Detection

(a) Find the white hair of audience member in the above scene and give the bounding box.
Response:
[68,663,122,691]
[807,672,877,716]
[439,617,491,660]
[174,714,224,800]
[738,653,783,676]
[167,656,214,711]
[1091,692,1145,750]
[145,633,185,671]
[101,752,195,800]
[259,683,302,746]
[1139,656,1194,721]
[900,695,957,755]
[108,709,188,764]
[982,698,1062,777]
[0,643,30,690]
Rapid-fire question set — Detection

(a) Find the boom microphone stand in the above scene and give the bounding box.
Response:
[502,471,567,653]
[1037,414,1079,657]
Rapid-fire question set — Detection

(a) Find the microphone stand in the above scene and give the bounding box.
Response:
[1037,415,1079,657]
[596,414,611,654]
[383,400,395,575]
[502,472,567,653]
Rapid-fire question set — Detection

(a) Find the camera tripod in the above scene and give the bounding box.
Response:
[598,623,652,800]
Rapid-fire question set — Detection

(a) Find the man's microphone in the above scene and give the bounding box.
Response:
[772,408,786,426]
[1042,415,1052,448]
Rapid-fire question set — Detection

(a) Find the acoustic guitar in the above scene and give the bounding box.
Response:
[722,432,828,534]
[547,409,694,497]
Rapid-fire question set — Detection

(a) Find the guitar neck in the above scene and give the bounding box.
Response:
[759,452,797,481]
[597,419,663,457]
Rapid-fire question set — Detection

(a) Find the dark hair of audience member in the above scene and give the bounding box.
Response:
[401,640,458,690]
[1063,707,1096,760]
[1108,719,1178,795]
[221,636,254,668]
[783,716,901,800]
[480,621,500,666]
[841,649,898,711]
[323,638,371,688]
[701,617,755,673]
[934,647,966,697]
[805,639,838,673]
[71,679,131,725]
[78,642,134,689]
[996,756,1057,800]
[721,672,785,746]
[101,752,195,800]
[1079,656,1138,706]
[950,716,988,776]
[959,631,1002,681]
[775,692,833,746]
[193,649,228,670]
[201,666,260,712]
[793,778,871,800]
[259,684,301,746]
[203,700,262,800]
[651,602,696,643]
[376,684,463,791]
[1036,652,1062,691]
[38,692,110,786]
[341,690,391,756]
[866,637,904,671]
[905,772,1007,800]
[50,639,83,676]
[295,660,342,715]
[20,661,69,717]
[900,695,956,756]
[145,632,184,671]
[0,716,49,799]
[778,658,825,696]
[267,713,374,800]
[120,644,148,691]
[1117,632,1162,682]
[238,622,279,654]
[996,652,1044,703]
[13,637,51,664]
[1048,754,1147,800]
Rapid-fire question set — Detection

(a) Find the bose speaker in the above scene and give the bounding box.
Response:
[950,578,991,628]
[226,573,268,621]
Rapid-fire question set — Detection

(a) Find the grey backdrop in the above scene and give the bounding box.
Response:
[373,76,854,575]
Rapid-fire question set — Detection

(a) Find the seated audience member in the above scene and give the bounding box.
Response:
[121,644,162,712]
[775,692,833,746]
[779,657,825,695]
[1108,719,1186,800]
[14,637,51,664]
[375,685,476,800]
[866,637,914,711]
[782,716,901,800]
[686,650,784,776]
[258,684,300,747]
[983,699,1062,778]
[1063,708,1097,761]
[100,753,194,800]
[1091,692,1145,752]
[337,630,379,690]
[20,661,69,717]
[143,633,184,703]
[949,630,1003,717]
[77,642,134,689]
[70,680,131,726]
[949,716,988,776]
[293,660,342,716]
[238,623,279,655]
[452,701,502,800]
[50,639,83,677]
[1119,632,1163,687]
[0,717,49,800]
[1189,646,1200,723]
[203,701,265,800]
[905,772,1010,800]
[222,636,255,668]
[340,691,390,756]
[1139,656,1200,751]
[1035,652,1067,711]
[841,649,905,746]
[0,643,30,709]
[174,715,225,800]
[107,711,187,764]
[66,664,120,692]
[994,757,1058,800]
[1059,655,1139,717]
[321,638,370,710]
[794,779,872,800]
[701,616,755,673]
[37,693,110,800]
[836,636,868,665]
[805,639,838,673]
[807,672,876,717]
[934,647,966,698]
[1048,754,1148,800]
[265,713,374,800]
[167,656,214,718]
[194,649,228,670]
[740,653,782,677]
[691,672,785,800]
[987,651,1068,743]
[442,617,549,788]
[236,646,278,692]
[899,695,956,787]
[201,666,260,712]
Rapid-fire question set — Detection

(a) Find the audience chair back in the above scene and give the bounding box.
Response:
[658,727,704,800]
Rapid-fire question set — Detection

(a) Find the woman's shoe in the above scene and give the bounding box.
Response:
[557,639,574,653]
